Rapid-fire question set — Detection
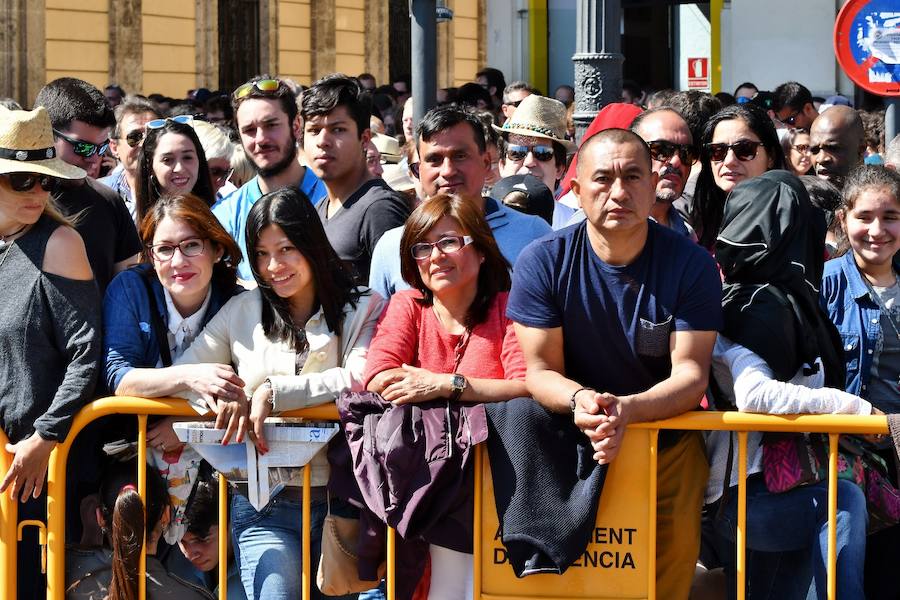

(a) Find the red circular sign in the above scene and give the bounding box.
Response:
[834,0,900,97]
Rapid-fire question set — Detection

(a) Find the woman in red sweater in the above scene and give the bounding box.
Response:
[364,193,528,600]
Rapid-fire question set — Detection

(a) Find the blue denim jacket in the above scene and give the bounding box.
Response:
[820,251,890,398]
[102,264,241,393]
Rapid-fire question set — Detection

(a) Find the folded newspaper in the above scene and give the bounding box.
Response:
[173,419,339,510]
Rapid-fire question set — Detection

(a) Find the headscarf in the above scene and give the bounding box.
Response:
[557,103,643,196]
[715,170,844,386]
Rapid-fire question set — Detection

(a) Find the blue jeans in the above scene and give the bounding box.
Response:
[712,475,867,600]
[231,491,358,600]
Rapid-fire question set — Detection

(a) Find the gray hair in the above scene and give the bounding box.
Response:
[193,120,234,161]
[886,133,900,169]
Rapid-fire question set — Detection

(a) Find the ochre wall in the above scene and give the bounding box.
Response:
[278,0,312,84]
[142,0,197,97]
[44,0,109,89]
[30,0,485,97]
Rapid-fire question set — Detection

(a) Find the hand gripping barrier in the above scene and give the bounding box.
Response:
[0,399,887,600]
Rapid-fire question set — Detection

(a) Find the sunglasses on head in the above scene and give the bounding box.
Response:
[704,140,763,162]
[3,172,57,192]
[233,79,281,100]
[505,144,555,163]
[53,129,110,158]
[146,115,194,130]
[647,140,697,165]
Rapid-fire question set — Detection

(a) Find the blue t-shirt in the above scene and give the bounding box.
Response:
[211,167,327,280]
[507,221,723,396]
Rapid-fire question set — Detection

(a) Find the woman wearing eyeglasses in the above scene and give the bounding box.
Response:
[136,116,216,224]
[361,194,527,598]
[169,186,383,600]
[781,128,814,178]
[102,193,244,551]
[690,103,786,250]
[0,106,101,597]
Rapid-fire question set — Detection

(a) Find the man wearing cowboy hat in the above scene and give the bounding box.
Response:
[495,95,576,229]
[34,77,141,293]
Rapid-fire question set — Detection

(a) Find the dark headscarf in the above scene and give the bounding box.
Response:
[715,170,844,386]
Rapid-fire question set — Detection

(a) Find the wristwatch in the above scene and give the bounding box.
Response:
[449,373,467,402]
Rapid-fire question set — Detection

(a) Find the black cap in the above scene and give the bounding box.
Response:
[491,174,554,225]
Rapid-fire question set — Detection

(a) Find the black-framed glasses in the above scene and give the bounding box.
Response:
[3,172,57,192]
[780,110,801,126]
[505,144,554,163]
[147,237,206,261]
[647,140,697,165]
[53,129,110,158]
[146,115,194,130]
[124,128,145,148]
[410,235,473,261]
[504,99,525,108]
[704,140,764,162]
[233,79,281,100]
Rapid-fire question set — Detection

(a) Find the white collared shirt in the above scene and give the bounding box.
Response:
[162,288,212,362]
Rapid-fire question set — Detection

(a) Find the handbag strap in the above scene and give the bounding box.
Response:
[140,269,173,367]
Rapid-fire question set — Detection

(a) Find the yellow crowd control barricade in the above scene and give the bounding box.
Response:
[475,429,654,600]
[0,397,887,600]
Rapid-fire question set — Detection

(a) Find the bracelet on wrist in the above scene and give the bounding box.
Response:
[569,387,595,413]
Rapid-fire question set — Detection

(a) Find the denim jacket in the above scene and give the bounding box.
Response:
[820,251,897,397]
[102,264,241,393]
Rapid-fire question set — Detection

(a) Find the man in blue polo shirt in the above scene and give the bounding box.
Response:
[212,76,327,281]
[508,128,722,599]
[368,104,551,299]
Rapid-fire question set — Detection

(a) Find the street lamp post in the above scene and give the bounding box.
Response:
[572,0,624,143]
[410,0,438,126]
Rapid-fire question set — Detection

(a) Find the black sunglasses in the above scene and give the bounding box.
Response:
[704,140,763,162]
[647,140,697,165]
[52,129,110,158]
[409,162,420,179]
[124,128,145,148]
[3,172,57,192]
[780,110,801,126]
[505,144,554,163]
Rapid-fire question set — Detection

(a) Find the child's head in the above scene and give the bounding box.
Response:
[837,165,900,265]
[98,460,170,600]
[178,476,221,572]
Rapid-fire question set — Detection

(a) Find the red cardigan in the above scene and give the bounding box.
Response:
[363,290,526,387]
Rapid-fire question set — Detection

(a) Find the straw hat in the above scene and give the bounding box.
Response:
[372,132,402,164]
[493,95,576,152]
[382,163,415,193]
[0,106,86,179]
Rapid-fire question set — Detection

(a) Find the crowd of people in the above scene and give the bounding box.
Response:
[0,66,898,600]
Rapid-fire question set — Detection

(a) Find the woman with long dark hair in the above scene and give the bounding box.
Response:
[135,117,216,223]
[65,460,212,600]
[691,103,786,249]
[173,186,384,599]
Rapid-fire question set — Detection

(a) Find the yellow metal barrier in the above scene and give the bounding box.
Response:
[0,398,887,600]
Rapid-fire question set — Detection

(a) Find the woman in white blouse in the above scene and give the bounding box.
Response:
[175,187,383,600]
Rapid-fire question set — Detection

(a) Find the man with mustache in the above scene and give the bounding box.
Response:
[212,75,328,281]
[568,108,698,240]
[810,105,866,190]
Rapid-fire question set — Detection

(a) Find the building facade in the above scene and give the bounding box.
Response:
[0,0,488,105]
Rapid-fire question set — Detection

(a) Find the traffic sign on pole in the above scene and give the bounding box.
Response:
[834,0,900,96]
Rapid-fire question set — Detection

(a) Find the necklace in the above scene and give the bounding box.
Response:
[0,223,26,249]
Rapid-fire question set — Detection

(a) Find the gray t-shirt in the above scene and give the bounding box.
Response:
[315,178,410,284]
[870,280,900,410]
